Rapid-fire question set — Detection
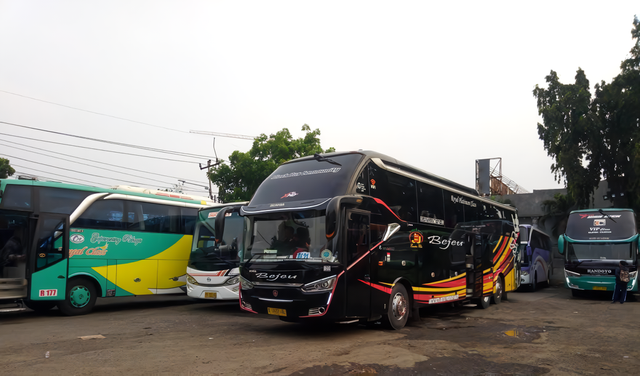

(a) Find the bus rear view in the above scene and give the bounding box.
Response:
[558,209,638,296]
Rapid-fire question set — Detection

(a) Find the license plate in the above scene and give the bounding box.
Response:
[267,307,287,316]
[204,292,217,299]
[593,286,607,291]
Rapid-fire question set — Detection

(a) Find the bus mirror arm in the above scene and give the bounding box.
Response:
[214,207,232,245]
[325,196,363,241]
[383,223,401,242]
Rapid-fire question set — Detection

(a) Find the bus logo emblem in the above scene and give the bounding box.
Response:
[281,191,299,199]
[409,231,423,248]
[70,234,85,244]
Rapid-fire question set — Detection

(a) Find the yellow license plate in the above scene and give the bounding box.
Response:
[593,286,607,291]
[204,292,217,299]
[267,307,287,316]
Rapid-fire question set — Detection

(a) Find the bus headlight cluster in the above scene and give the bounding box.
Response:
[301,275,337,293]
[630,271,638,279]
[521,271,529,276]
[224,276,240,286]
[186,274,199,286]
[239,275,254,290]
[564,269,580,278]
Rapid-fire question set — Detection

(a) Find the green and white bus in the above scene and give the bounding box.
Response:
[559,208,638,296]
[0,178,217,315]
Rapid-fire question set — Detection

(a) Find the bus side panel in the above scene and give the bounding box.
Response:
[493,234,517,293]
[30,260,68,301]
[69,258,107,296]
[154,235,192,293]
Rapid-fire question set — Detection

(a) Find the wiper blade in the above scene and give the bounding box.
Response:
[599,209,617,223]
[313,153,341,166]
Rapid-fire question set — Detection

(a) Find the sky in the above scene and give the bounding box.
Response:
[0,1,638,200]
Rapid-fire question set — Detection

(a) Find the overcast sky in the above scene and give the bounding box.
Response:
[0,1,638,200]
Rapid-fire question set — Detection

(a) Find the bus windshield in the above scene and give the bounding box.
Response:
[188,214,244,271]
[566,210,636,240]
[243,210,334,263]
[567,242,634,262]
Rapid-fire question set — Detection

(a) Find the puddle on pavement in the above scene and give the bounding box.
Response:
[504,329,520,337]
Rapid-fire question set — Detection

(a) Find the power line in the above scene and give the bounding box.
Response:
[0,120,212,159]
[8,158,171,188]
[0,131,200,164]
[0,89,257,141]
[0,140,209,188]
[13,168,112,188]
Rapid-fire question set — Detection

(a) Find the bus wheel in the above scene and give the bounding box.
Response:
[24,299,57,312]
[477,295,490,309]
[492,276,504,304]
[58,278,97,316]
[386,284,409,330]
[529,273,537,292]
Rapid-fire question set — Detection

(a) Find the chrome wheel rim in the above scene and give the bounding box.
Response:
[391,292,407,321]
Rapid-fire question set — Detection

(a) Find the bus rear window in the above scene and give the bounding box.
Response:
[0,185,32,210]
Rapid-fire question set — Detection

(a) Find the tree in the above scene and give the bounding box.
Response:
[0,158,15,179]
[208,125,335,202]
[534,17,640,210]
[539,193,576,238]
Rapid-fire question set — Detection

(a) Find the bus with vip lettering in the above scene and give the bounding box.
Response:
[558,208,638,296]
[0,178,216,315]
[215,151,520,329]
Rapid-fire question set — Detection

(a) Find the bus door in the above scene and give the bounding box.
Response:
[0,210,31,300]
[344,210,371,318]
[466,234,485,298]
[29,213,69,301]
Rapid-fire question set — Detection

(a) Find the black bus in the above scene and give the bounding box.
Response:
[216,151,519,329]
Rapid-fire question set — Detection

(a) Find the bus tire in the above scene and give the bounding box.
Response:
[385,284,409,330]
[24,299,57,312]
[529,273,537,292]
[58,277,97,316]
[477,295,490,309]
[492,276,504,304]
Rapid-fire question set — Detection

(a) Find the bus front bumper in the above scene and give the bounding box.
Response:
[564,269,638,292]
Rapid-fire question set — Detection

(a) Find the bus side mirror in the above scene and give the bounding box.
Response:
[557,235,565,255]
[214,207,233,245]
[325,196,362,240]
[382,223,401,242]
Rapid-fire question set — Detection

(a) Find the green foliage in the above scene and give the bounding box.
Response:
[208,125,335,202]
[539,193,576,237]
[534,16,640,211]
[0,158,15,179]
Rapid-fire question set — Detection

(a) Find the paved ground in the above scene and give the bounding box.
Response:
[1,263,639,375]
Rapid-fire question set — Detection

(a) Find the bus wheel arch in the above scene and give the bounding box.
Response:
[58,276,99,316]
[385,282,411,330]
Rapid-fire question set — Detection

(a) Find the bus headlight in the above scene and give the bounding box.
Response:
[301,275,337,293]
[564,269,580,278]
[521,271,529,276]
[186,274,199,286]
[239,275,254,290]
[224,276,240,286]
[629,271,637,279]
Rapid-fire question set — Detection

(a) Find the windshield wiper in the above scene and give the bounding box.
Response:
[313,153,341,166]
[599,209,617,223]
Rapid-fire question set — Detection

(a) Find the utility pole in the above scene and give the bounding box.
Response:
[199,137,222,202]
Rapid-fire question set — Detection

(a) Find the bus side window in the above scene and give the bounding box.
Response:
[443,192,463,228]
[354,165,369,194]
[417,182,444,225]
[181,208,198,235]
[76,200,125,230]
[126,202,145,231]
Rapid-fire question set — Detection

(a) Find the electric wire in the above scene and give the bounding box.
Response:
[0,141,209,189]
[0,90,188,134]
[0,131,200,164]
[0,120,212,159]
[7,157,169,188]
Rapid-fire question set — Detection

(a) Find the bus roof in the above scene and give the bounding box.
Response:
[0,178,217,206]
[288,150,479,196]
